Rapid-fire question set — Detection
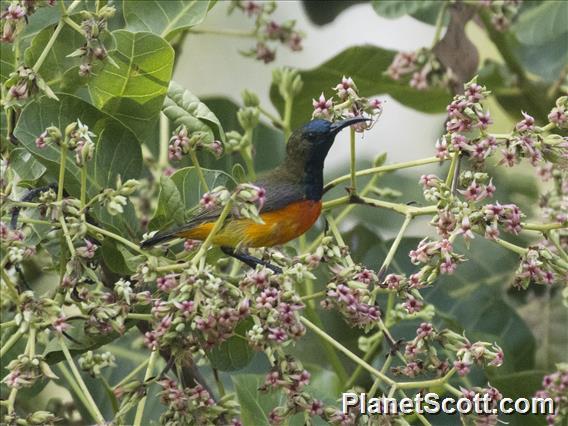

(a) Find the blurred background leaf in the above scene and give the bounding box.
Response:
[270,46,452,129]
[123,0,211,41]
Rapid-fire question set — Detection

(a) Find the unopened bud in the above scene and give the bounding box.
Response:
[241,89,260,107]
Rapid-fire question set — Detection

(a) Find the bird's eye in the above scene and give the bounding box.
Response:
[306,132,316,138]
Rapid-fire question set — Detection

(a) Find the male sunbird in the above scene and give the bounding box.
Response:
[141,117,367,270]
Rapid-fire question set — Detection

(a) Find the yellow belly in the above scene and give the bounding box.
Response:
[178,200,322,248]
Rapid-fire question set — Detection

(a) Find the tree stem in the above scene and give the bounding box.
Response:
[60,336,106,425]
[300,316,395,386]
[133,349,159,426]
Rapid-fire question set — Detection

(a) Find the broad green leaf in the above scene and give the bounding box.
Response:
[489,370,549,426]
[148,166,232,231]
[13,94,143,239]
[207,319,255,371]
[14,94,143,198]
[89,30,174,146]
[269,46,451,130]
[372,0,445,25]
[24,19,92,92]
[301,0,364,26]
[1,43,14,83]
[163,82,226,144]
[18,3,62,50]
[169,166,233,214]
[123,0,210,40]
[9,147,46,181]
[233,375,282,426]
[372,0,436,19]
[101,238,140,275]
[148,175,186,231]
[518,294,568,371]
[516,32,568,83]
[513,1,568,46]
[43,321,124,364]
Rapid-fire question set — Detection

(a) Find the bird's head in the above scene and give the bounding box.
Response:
[285,117,370,168]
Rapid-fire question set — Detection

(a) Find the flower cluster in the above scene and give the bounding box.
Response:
[409,238,466,282]
[66,5,117,76]
[230,1,303,63]
[535,364,568,426]
[98,177,140,216]
[312,75,383,132]
[242,267,306,350]
[512,247,564,289]
[2,353,59,389]
[322,265,381,328]
[387,48,456,91]
[35,120,97,167]
[78,350,116,378]
[261,355,354,425]
[440,329,504,373]
[0,221,36,267]
[168,125,223,161]
[458,385,503,426]
[548,96,568,129]
[481,0,523,32]
[1,0,55,43]
[393,322,504,394]
[4,66,57,107]
[158,378,240,425]
[199,183,266,223]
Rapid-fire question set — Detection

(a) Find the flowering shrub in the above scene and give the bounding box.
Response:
[1,1,567,425]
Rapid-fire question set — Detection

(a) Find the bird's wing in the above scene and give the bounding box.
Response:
[182,178,305,225]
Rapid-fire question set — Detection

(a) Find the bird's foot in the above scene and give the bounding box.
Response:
[221,247,283,274]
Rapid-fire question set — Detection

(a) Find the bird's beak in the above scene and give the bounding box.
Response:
[330,117,370,134]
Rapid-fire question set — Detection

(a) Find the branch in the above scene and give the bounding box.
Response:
[300,316,395,386]
[324,156,444,194]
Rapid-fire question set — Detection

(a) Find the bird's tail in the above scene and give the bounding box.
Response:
[140,229,180,249]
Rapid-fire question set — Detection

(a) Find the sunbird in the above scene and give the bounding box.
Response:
[141,117,368,271]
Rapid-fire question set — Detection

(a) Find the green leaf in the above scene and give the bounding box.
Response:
[123,0,210,40]
[101,238,140,275]
[513,1,568,46]
[207,319,255,371]
[233,375,282,426]
[1,43,15,83]
[13,94,143,239]
[518,294,568,371]
[24,19,91,92]
[516,32,568,83]
[148,176,185,231]
[14,94,143,198]
[43,321,124,364]
[372,0,434,18]
[301,0,365,26]
[169,166,233,213]
[163,81,226,144]
[148,166,232,231]
[488,370,548,426]
[9,147,46,181]
[372,0,444,25]
[270,46,451,130]
[88,30,174,146]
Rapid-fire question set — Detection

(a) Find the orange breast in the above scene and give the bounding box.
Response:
[179,200,322,248]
